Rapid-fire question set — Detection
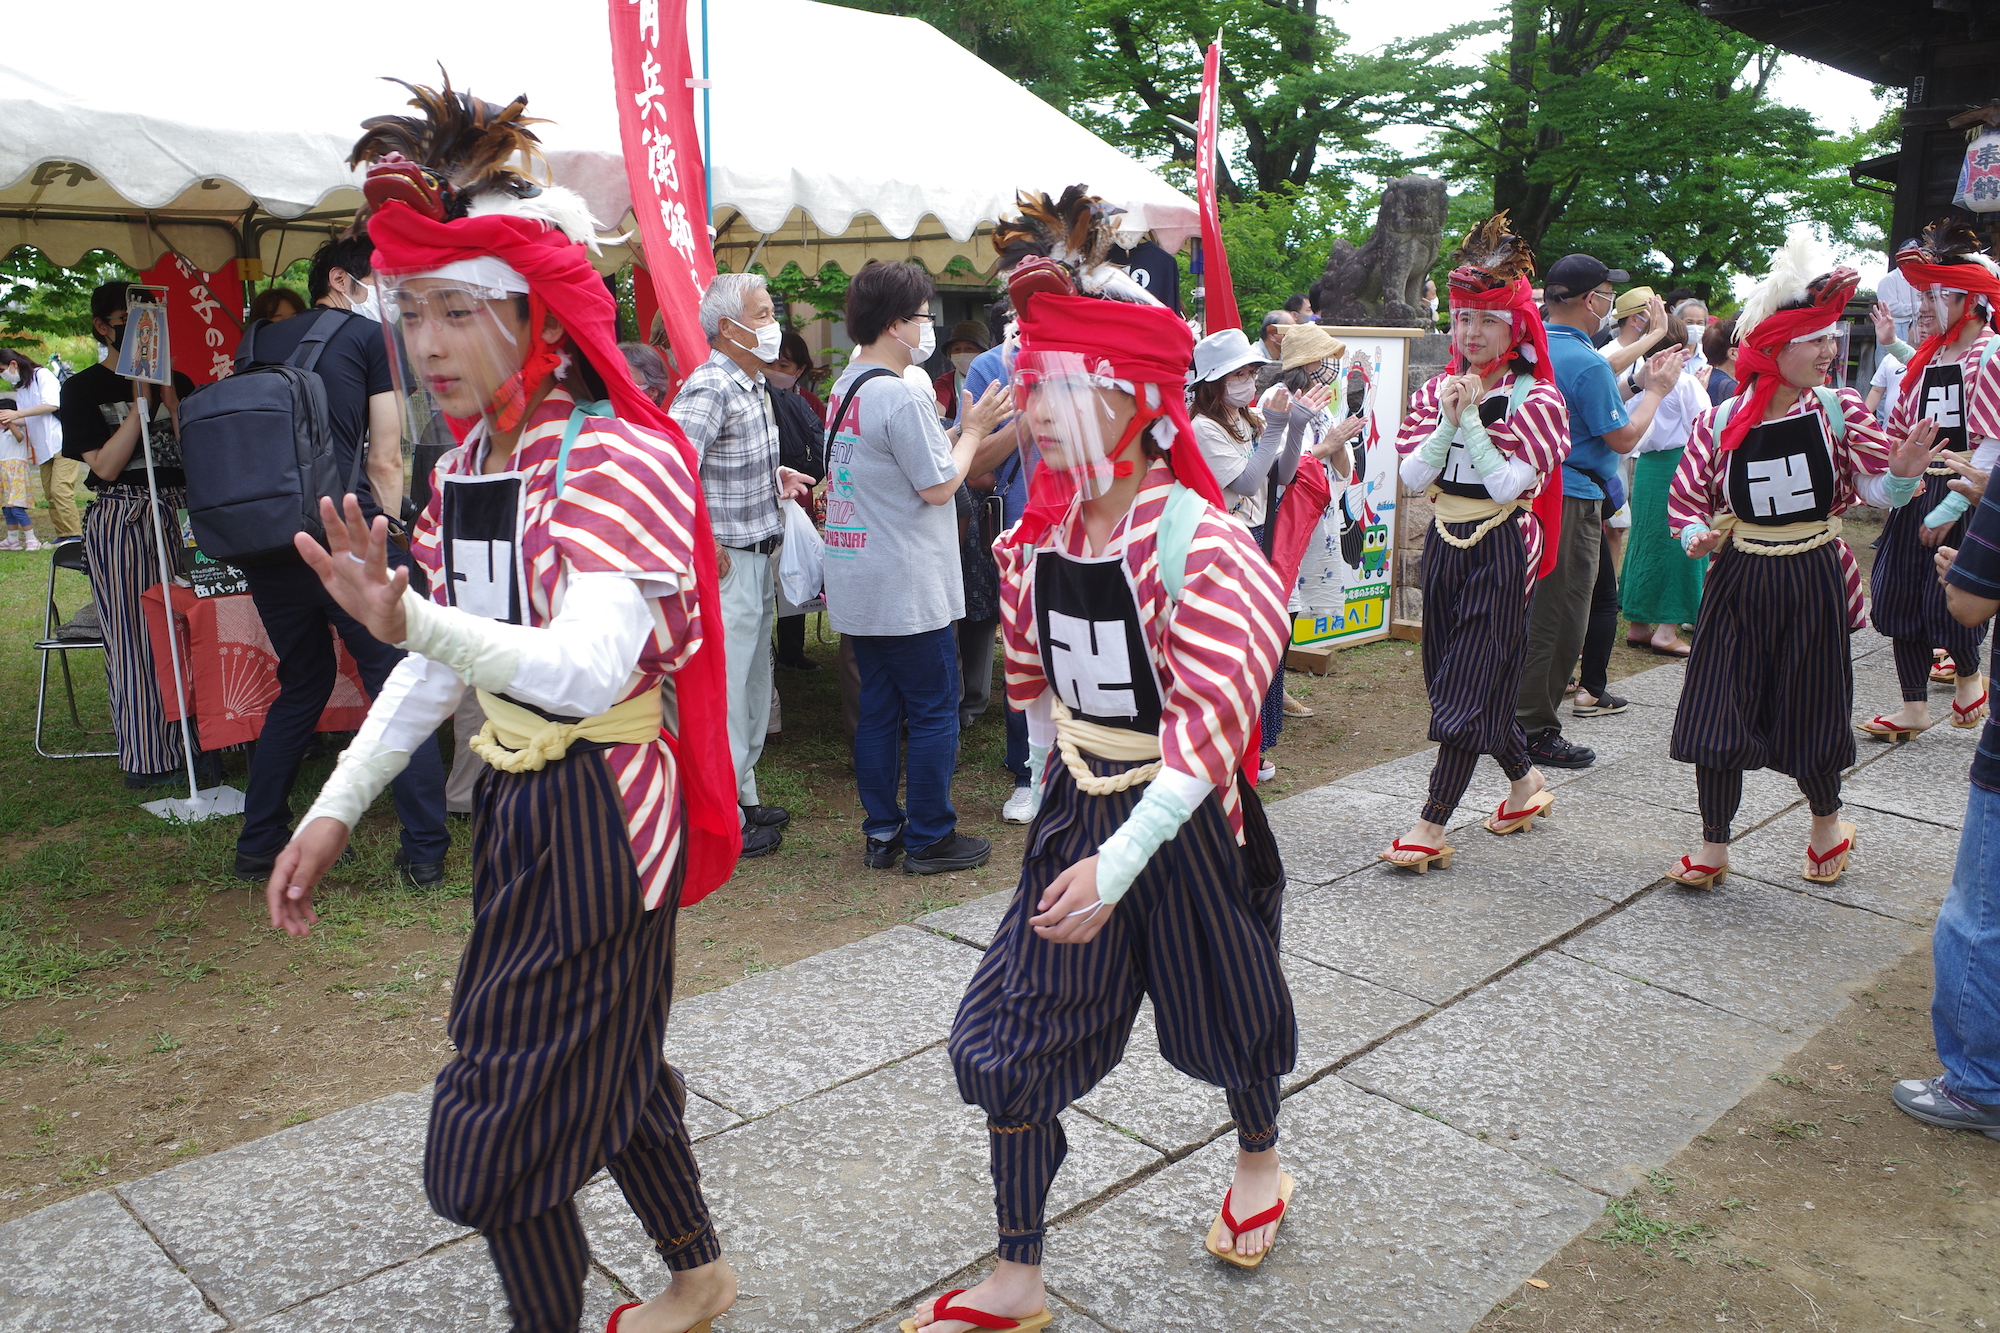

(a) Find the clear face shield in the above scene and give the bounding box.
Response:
[1013,351,1147,501]
[1918,286,1969,341]
[1450,308,1519,372]
[378,271,543,453]
[1776,322,1851,390]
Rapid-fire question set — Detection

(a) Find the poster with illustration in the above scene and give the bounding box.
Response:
[1289,328,1412,650]
[115,286,171,386]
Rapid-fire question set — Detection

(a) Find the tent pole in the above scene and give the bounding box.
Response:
[135,390,200,802]
[701,0,712,211]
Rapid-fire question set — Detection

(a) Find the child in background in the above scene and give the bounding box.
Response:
[0,396,41,550]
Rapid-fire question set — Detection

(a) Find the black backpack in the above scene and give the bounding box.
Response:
[177,310,362,564]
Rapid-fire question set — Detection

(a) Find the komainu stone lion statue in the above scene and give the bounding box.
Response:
[1316,176,1448,328]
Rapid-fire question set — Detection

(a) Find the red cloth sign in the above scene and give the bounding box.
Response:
[139,255,245,385]
[1195,42,1240,334]
[610,0,717,399]
[140,585,370,750]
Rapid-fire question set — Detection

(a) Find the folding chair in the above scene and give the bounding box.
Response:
[35,537,117,759]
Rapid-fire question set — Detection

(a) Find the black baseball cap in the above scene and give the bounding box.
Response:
[1543,254,1630,301]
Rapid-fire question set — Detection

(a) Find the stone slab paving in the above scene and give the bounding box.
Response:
[1343,952,1806,1194]
[1,654,1961,1333]
[0,1189,225,1332]
[1043,1076,1602,1333]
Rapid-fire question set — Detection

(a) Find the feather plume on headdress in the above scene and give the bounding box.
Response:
[349,69,605,251]
[1898,215,2000,278]
[991,185,1162,307]
[1736,232,1825,341]
[1448,211,1536,296]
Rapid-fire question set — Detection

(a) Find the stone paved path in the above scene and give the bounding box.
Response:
[1,632,1970,1332]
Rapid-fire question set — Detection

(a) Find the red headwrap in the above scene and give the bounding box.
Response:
[1445,276,1554,384]
[1894,257,2000,405]
[368,202,740,905]
[1005,289,1229,548]
[1717,268,1858,454]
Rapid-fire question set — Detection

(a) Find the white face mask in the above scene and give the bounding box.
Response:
[899,320,936,364]
[1684,325,1704,348]
[0,366,17,386]
[728,316,783,363]
[1223,376,1257,407]
[765,368,800,391]
[950,351,977,377]
[346,278,381,323]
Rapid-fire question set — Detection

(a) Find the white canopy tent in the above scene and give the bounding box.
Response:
[0,0,1195,282]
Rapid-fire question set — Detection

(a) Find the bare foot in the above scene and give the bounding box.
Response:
[615,1259,737,1333]
[1384,817,1448,864]
[1650,625,1691,654]
[1225,1147,1283,1258]
[1672,838,1729,881]
[1806,812,1849,862]
[1954,673,1987,718]
[1626,621,1654,646]
[910,1262,1046,1332]
[1505,766,1547,812]
[1872,700,1931,731]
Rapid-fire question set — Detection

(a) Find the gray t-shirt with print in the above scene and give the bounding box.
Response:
[822,362,963,636]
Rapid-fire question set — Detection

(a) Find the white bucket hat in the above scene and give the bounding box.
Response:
[1188,327,1270,385]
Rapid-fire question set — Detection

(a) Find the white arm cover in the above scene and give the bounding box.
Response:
[1399,452,1443,491]
[1025,689,1054,748]
[398,572,659,718]
[1094,768,1215,906]
[299,653,463,831]
[1973,436,2000,472]
[1477,455,1540,504]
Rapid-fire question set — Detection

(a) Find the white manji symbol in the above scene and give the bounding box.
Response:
[1743,454,1816,518]
[1923,380,1964,431]
[449,539,514,619]
[1047,609,1139,718]
[1441,441,1480,485]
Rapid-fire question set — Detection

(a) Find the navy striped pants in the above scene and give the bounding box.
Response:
[1672,543,1851,843]
[1872,472,1986,700]
[950,756,1295,1265]
[428,749,715,1331]
[83,486,192,775]
[1421,516,1533,824]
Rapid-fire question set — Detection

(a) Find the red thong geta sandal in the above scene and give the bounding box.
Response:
[1666,856,1726,888]
[898,1291,1054,1333]
[607,1304,713,1333]
[1953,688,1988,727]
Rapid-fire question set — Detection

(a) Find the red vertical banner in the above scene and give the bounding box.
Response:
[1195,41,1239,334]
[610,0,716,399]
[140,254,245,385]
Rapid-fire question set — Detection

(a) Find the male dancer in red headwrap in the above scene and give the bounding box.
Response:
[262,78,751,1333]
[904,193,1293,1333]
[1860,218,2000,740]
[1666,237,1937,890]
[1381,214,1572,872]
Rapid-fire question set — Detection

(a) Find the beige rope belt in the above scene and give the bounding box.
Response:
[470,686,662,773]
[1426,487,1526,549]
[1050,696,1162,794]
[1711,513,1842,557]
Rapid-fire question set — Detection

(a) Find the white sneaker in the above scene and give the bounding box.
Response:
[0,534,20,551]
[1002,785,1034,823]
[1258,760,1277,783]
[21,534,42,551]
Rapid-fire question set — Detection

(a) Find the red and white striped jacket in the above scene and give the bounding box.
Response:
[412,388,705,909]
[997,461,1290,839]
[1888,330,2000,451]
[1395,373,1570,582]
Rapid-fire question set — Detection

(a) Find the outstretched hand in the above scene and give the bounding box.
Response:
[1936,545,1959,586]
[265,816,349,938]
[1870,302,1897,348]
[1887,418,1943,479]
[959,381,1010,439]
[296,495,410,645]
[1684,528,1724,559]
[1030,856,1115,945]
[1939,450,1989,510]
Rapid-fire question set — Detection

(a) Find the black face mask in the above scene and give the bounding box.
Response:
[100,318,127,352]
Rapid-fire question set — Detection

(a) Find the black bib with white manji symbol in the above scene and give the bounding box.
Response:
[1435,391,1511,499]
[440,472,525,625]
[1726,413,1835,527]
[1919,362,1969,455]
[1034,548,1164,734]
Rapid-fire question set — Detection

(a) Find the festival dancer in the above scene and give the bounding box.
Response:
[907,192,1293,1333]
[1666,238,1937,889]
[262,79,749,1333]
[1860,218,2000,741]
[1381,215,1571,872]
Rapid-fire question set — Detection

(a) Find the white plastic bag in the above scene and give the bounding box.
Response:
[777,497,824,607]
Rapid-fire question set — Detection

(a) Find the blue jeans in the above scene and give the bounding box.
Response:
[1935,782,2000,1103]
[238,553,450,864]
[850,627,960,849]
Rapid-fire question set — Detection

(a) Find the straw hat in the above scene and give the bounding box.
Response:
[1611,286,1655,320]
[1280,322,1347,370]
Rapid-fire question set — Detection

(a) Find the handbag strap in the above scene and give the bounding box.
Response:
[823,366,899,457]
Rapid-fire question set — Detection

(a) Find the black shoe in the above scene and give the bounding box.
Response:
[904,831,993,875]
[1525,729,1596,769]
[1571,689,1629,718]
[395,852,446,887]
[740,803,791,829]
[775,656,820,672]
[864,833,905,870]
[741,822,783,858]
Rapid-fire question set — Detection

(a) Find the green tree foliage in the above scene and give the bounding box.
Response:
[1402,2,1897,298]
[0,248,133,353]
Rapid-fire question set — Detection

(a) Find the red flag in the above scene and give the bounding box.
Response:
[140,254,244,385]
[610,0,716,399]
[1195,41,1239,333]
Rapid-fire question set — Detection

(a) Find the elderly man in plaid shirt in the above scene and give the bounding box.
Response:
[670,272,814,857]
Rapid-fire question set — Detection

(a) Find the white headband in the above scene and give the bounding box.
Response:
[400,256,531,295]
[1788,320,1841,344]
